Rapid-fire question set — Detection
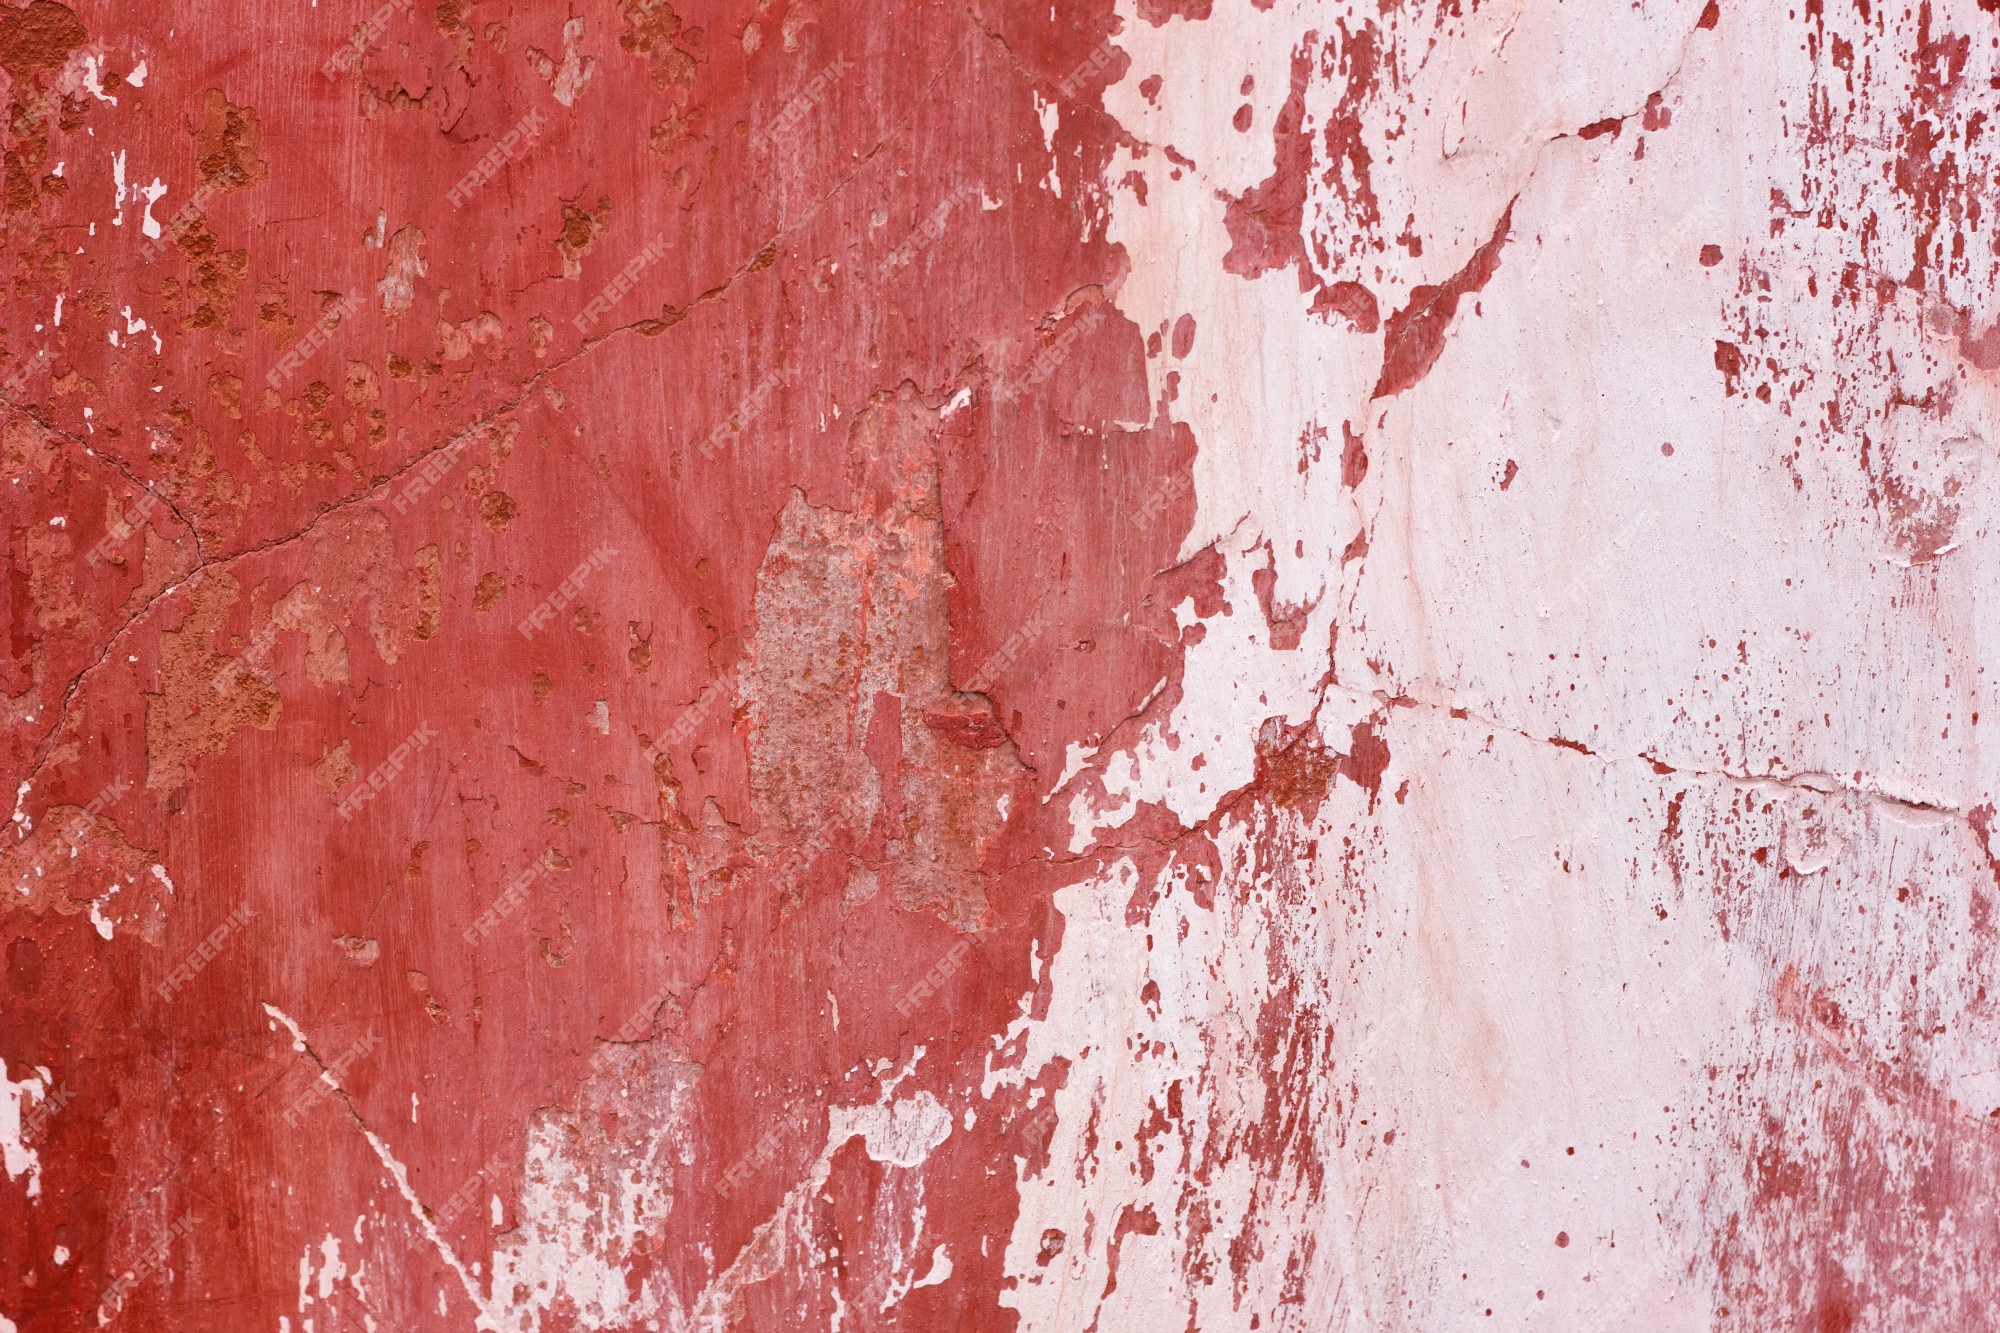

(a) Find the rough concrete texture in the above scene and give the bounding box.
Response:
[4,0,2000,1329]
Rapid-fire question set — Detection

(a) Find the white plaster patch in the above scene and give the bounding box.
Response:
[138,180,167,239]
[481,1050,694,1332]
[0,1060,45,1199]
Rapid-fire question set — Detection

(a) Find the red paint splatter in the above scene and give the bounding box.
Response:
[1342,717,1391,812]
[1310,279,1381,333]
[1372,202,1515,399]
[1340,420,1369,489]
[1714,339,1745,394]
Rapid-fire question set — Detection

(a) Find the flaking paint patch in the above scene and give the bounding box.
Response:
[482,1045,698,1332]
[691,1071,955,1328]
[743,390,1033,930]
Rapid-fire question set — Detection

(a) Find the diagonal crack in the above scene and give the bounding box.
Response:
[18,412,208,565]
[261,1002,495,1321]
[10,38,981,804]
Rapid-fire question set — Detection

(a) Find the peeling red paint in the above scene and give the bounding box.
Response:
[1373,201,1513,399]
[6,1,2000,1329]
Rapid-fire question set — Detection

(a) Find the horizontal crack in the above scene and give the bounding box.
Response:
[1381,687,1966,823]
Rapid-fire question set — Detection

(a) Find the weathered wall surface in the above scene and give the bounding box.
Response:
[4,0,1998,1329]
